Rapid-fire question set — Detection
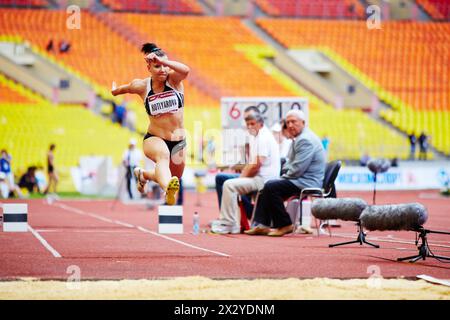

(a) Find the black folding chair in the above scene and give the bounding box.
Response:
[290,160,342,236]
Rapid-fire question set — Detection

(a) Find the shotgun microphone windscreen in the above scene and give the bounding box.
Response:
[360,203,428,231]
[367,158,390,174]
[311,198,368,221]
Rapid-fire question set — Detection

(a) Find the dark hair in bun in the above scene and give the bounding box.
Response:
[141,43,166,57]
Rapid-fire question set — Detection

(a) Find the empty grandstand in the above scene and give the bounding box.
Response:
[256,19,449,156]
[0,0,448,193]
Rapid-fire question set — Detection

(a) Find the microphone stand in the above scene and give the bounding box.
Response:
[329,220,379,248]
[372,172,377,204]
[397,228,450,263]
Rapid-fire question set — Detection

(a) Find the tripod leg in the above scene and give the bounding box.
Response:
[397,254,422,262]
[427,254,450,261]
[409,255,425,263]
[398,230,450,263]
[373,174,377,204]
[329,240,360,247]
[363,240,380,248]
[359,230,380,248]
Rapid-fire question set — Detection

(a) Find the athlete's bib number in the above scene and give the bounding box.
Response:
[148,91,179,116]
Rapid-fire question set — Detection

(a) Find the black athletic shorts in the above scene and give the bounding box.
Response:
[144,133,186,157]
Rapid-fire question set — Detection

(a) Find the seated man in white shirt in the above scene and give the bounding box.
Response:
[212,107,280,234]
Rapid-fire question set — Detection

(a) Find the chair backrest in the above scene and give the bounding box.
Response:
[322,160,342,197]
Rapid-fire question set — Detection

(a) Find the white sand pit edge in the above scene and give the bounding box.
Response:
[0,277,449,300]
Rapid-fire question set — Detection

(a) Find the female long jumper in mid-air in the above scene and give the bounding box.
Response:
[111,43,190,205]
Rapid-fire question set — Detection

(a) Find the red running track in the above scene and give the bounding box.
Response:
[0,190,449,280]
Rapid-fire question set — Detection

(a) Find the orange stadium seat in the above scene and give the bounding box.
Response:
[0,9,209,106]
[0,9,437,159]
[416,0,450,20]
[256,19,449,112]
[0,80,35,103]
[0,0,46,7]
[113,13,295,98]
[255,19,449,155]
[101,0,203,14]
[255,0,364,18]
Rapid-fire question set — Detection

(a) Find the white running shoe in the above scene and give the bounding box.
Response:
[210,220,240,234]
[133,167,147,194]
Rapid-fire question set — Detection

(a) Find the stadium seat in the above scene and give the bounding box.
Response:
[255,0,364,19]
[0,0,46,8]
[101,0,203,14]
[0,9,442,162]
[256,19,448,155]
[416,0,450,21]
[0,74,141,191]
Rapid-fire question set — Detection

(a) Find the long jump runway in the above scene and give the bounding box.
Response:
[0,191,449,280]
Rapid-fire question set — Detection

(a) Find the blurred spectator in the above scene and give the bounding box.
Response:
[418,132,429,160]
[347,84,355,94]
[46,39,55,53]
[391,157,398,167]
[348,3,355,14]
[115,100,127,126]
[271,120,292,159]
[0,149,23,198]
[271,122,282,143]
[122,138,142,199]
[93,94,103,115]
[18,166,40,194]
[35,167,47,193]
[205,136,216,167]
[59,39,71,53]
[360,152,370,167]
[44,144,58,194]
[408,132,416,160]
[109,100,118,122]
[0,149,12,186]
[196,136,205,163]
[280,120,293,157]
[321,135,330,160]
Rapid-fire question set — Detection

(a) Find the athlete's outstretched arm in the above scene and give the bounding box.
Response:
[145,53,190,85]
[111,79,146,96]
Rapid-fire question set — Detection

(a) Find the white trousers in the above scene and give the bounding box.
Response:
[220,176,265,226]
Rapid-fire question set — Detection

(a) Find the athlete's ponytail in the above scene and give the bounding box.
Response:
[141,43,166,57]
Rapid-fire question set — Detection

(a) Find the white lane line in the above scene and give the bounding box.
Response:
[28,225,62,258]
[136,226,230,257]
[114,220,135,228]
[53,203,230,258]
[90,214,113,224]
[56,203,113,223]
[35,229,134,233]
[418,193,447,199]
